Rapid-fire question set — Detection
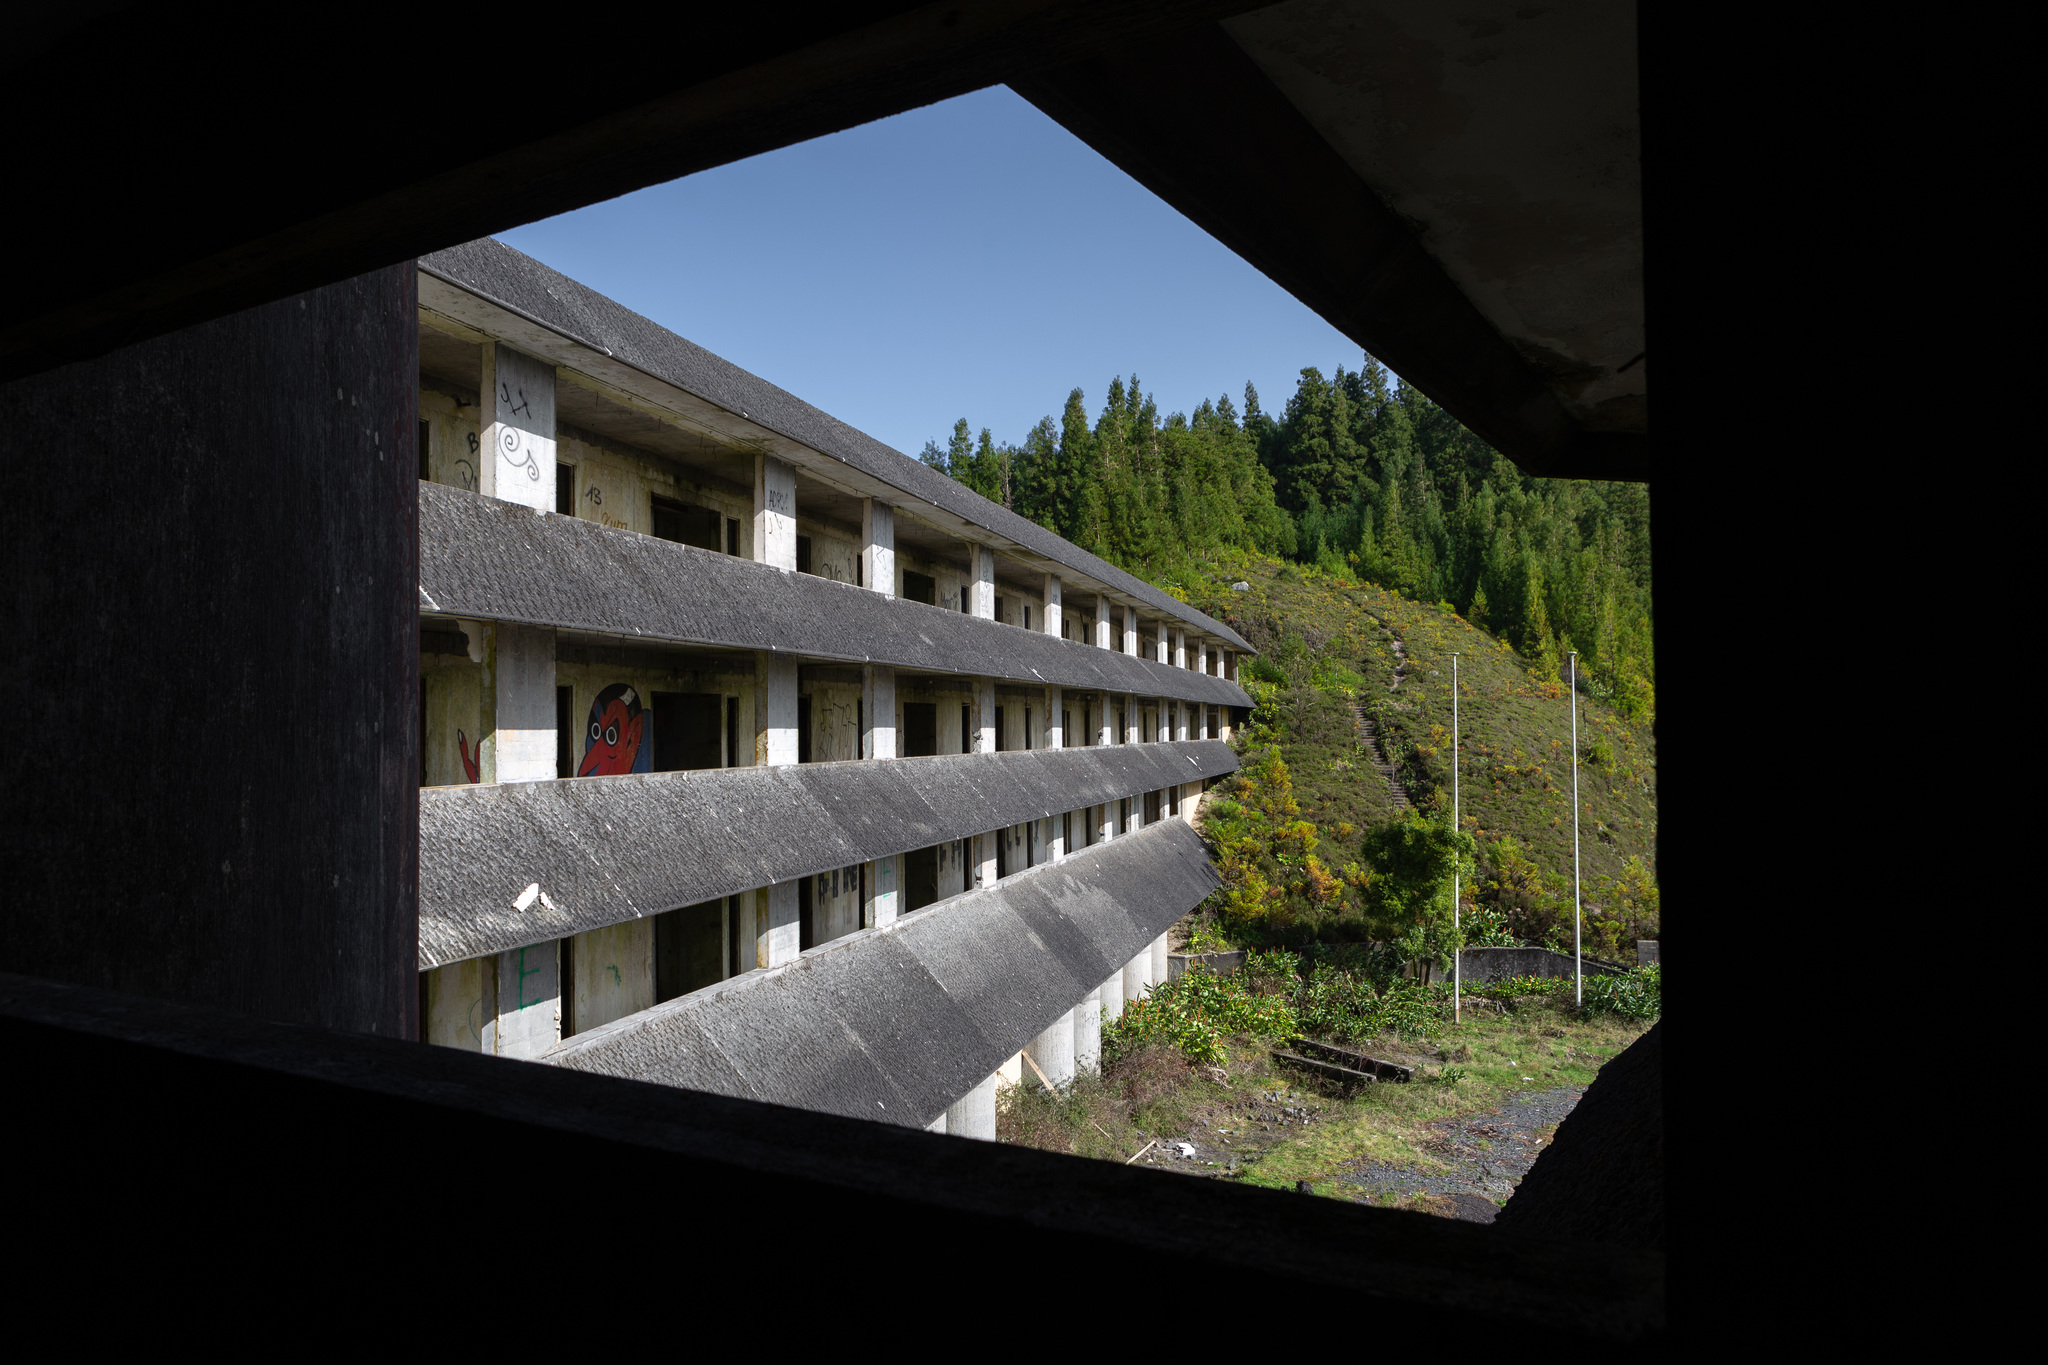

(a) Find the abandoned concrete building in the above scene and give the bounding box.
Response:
[413,238,1253,1134]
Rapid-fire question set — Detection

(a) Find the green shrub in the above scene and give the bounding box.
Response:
[1579,963,1661,1021]
[1106,967,1299,1066]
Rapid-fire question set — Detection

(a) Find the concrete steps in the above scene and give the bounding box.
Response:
[1355,706,1414,810]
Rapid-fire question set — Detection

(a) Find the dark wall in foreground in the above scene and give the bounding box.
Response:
[0,268,418,1036]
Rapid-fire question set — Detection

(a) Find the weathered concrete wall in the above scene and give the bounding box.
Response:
[1458,947,1627,985]
[0,266,418,1035]
[556,426,750,541]
[569,919,654,1035]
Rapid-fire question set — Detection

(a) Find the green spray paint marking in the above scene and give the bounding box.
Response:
[517,946,545,1009]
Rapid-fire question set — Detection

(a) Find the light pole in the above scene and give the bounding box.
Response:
[1452,652,1461,1024]
[1569,650,1582,1007]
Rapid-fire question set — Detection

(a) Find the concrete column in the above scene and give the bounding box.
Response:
[762,882,799,967]
[926,1113,948,1135]
[1094,594,1114,650]
[1026,1007,1076,1090]
[478,341,556,514]
[755,651,800,965]
[1044,685,1063,750]
[975,832,997,889]
[487,940,561,1060]
[1155,699,1169,744]
[968,542,995,618]
[1151,932,1170,988]
[1124,696,1139,746]
[864,855,898,927]
[1073,986,1102,1077]
[753,453,797,570]
[862,497,895,596]
[1048,809,1067,862]
[1096,802,1115,846]
[945,1072,999,1140]
[974,675,995,753]
[1043,573,1062,639]
[1095,695,1115,748]
[1123,949,1149,1006]
[1099,967,1125,1025]
[863,664,896,759]
[1154,624,1168,665]
[1122,605,1138,657]
[1174,627,1187,670]
[756,653,798,766]
[480,622,556,784]
[1175,699,1189,743]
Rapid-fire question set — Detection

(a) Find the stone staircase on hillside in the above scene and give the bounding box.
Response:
[1355,706,1413,811]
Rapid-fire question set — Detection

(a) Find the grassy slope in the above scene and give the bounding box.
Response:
[1182,553,1657,903]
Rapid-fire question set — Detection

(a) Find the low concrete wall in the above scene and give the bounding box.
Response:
[1637,941,1659,965]
[1458,947,1628,986]
[1168,950,1246,979]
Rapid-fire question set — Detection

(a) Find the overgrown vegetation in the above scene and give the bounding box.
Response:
[1190,558,1660,959]
[921,360,1659,959]
[1105,958,1662,1072]
[923,357,1652,715]
[1000,973,1657,1196]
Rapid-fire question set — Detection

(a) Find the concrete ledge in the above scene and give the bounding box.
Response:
[419,482,1252,709]
[0,970,1662,1339]
[420,740,1236,967]
[1168,950,1246,979]
[540,820,1217,1128]
[422,240,1253,654]
[1460,947,1631,986]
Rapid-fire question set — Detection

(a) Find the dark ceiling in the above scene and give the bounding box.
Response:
[8,2,1641,482]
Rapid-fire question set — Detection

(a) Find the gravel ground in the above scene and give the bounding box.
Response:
[1333,1085,1587,1220]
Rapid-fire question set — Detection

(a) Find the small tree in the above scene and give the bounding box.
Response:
[1356,815,1476,980]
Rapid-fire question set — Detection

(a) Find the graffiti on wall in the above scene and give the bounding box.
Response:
[579,683,651,776]
[458,729,480,783]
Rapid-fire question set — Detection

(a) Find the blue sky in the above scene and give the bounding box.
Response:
[501,86,1364,460]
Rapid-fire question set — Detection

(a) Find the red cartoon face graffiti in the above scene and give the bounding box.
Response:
[578,683,648,776]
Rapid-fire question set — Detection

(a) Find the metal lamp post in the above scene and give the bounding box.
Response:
[1451,652,1460,1024]
[1569,650,1582,1007]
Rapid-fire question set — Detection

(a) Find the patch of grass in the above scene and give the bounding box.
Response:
[1000,989,1652,1201]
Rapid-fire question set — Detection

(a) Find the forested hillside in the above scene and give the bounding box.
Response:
[922,358,1652,717]
[923,360,1657,960]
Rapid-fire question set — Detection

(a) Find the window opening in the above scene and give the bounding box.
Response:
[653,692,721,771]
[556,685,573,778]
[796,535,813,575]
[652,495,719,550]
[556,464,576,516]
[903,702,938,757]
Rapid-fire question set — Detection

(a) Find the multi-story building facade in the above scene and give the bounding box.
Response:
[414,239,1253,1136]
